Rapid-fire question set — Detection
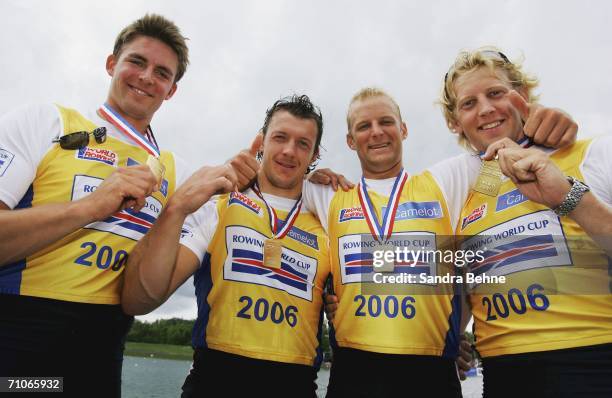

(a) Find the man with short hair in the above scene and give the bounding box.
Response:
[304,86,577,397]
[122,94,330,398]
[305,88,462,396]
[440,47,612,397]
[0,14,195,396]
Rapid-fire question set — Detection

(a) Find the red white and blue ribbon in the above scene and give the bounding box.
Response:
[357,168,409,243]
[478,136,534,159]
[517,136,534,148]
[98,103,160,157]
[252,183,303,239]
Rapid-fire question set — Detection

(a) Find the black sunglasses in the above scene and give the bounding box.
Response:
[53,127,107,150]
[444,51,511,98]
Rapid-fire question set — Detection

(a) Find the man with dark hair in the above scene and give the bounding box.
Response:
[0,14,204,397]
[122,94,330,398]
[260,94,323,173]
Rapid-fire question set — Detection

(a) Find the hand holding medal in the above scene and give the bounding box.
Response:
[476,137,533,196]
[146,155,165,191]
[98,103,165,191]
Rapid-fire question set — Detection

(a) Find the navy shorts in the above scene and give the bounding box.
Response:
[482,343,612,398]
[181,347,318,398]
[0,294,133,398]
[326,346,462,398]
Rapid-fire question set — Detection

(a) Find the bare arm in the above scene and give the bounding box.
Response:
[497,147,612,256]
[121,204,201,315]
[121,164,238,315]
[557,188,612,255]
[0,165,157,266]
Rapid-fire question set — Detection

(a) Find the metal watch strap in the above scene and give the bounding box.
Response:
[553,176,590,217]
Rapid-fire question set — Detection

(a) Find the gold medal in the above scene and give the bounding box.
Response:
[146,155,165,184]
[473,160,503,196]
[263,239,283,269]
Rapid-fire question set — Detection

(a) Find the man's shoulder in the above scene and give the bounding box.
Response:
[426,153,476,175]
[2,103,61,126]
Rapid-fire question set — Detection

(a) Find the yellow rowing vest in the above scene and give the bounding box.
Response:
[327,172,461,357]
[0,105,176,305]
[457,140,612,357]
[192,191,330,366]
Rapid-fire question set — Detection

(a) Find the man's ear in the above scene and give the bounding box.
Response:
[449,120,463,135]
[401,122,408,140]
[106,54,116,77]
[346,132,356,150]
[310,149,319,165]
[165,83,178,100]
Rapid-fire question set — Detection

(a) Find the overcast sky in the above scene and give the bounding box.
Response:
[3,0,611,321]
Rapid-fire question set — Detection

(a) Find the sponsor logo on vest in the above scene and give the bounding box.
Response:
[76,147,118,166]
[461,204,487,230]
[0,148,15,177]
[382,201,443,221]
[339,207,364,222]
[496,188,528,212]
[228,192,261,214]
[225,226,317,301]
[287,226,319,250]
[71,175,162,240]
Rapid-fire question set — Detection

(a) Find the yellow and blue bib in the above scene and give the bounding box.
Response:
[328,172,460,357]
[0,105,176,304]
[457,140,612,357]
[192,191,330,366]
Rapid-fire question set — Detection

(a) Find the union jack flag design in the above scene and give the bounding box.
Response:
[470,235,560,276]
[223,226,317,301]
[343,252,431,276]
[231,248,309,291]
[72,175,163,240]
[461,211,572,280]
[339,233,437,284]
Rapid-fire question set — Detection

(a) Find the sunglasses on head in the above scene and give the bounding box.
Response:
[444,50,512,98]
[53,127,107,150]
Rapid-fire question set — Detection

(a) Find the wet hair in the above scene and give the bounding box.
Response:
[260,94,324,173]
[113,14,189,82]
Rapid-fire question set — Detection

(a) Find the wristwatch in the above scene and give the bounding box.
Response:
[553,176,590,217]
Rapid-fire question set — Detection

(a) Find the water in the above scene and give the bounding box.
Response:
[123,357,191,398]
[122,356,483,397]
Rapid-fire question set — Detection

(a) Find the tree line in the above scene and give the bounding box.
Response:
[127,318,333,361]
[127,318,194,346]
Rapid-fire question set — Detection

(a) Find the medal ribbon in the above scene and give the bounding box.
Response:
[478,136,534,159]
[252,183,303,239]
[98,103,160,157]
[357,168,409,243]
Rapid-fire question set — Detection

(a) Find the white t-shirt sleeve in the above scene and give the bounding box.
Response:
[302,180,335,233]
[172,154,194,187]
[426,153,480,231]
[0,103,60,208]
[179,199,219,265]
[581,135,612,206]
